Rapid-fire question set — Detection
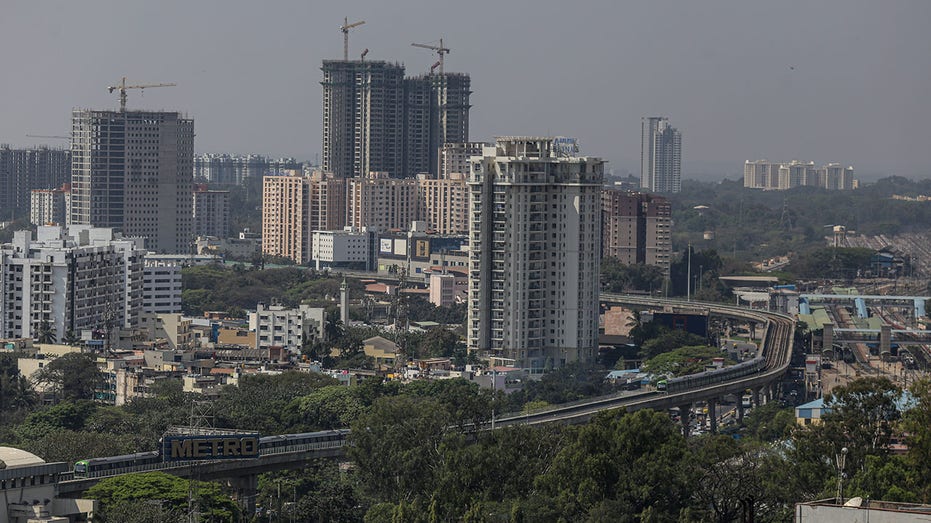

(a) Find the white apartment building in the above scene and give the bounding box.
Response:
[641,117,682,194]
[30,186,70,226]
[744,159,856,190]
[468,137,604,369]
[0,225,145,341]
[311,227,377,271]
[249,303,326,352]
[142,260,182,314]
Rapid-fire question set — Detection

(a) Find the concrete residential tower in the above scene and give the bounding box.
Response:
[468,137,604,369]
[70,110,194,253]
[640,117,682,193]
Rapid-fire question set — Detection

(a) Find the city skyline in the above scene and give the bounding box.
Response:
[1,1,929,180]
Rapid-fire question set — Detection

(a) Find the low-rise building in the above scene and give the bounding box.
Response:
[311,227,377,271]
[362,336,398,370]
[249,303,326,353]
[428,271,467,307]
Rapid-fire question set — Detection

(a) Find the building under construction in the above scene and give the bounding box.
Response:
[321,60,471,179]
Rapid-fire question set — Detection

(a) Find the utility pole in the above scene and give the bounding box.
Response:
[687,242,692,302]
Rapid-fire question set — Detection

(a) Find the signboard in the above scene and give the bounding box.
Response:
[553,136,579,157]
[162,434,260,461]
[379,238,393,254]
[413,239,430,260]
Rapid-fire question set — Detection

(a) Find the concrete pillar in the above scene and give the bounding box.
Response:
[227,474,258,515]
[822,323,834,354]
[340,278,349,326]
[679,404,691,436]
[708,399,718,434]
[736,399,744,422]
[880,325,892,356]
[765,385,774,403]
[752,387,762,408]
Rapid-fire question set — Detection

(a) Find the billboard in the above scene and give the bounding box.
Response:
[379,238,393,254]
[162,433,260,461]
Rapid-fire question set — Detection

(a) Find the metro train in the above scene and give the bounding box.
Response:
[665,357,766,394]
[73,429,350,478]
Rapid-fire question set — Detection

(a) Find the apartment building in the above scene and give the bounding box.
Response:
[468,137,604,369]
[641,117,682,194]
[249,303,326,352]
[416,172,468,234]
[744,159,856,190]
[601,190,672,274]
[192,185,230,238]
[0,145,70,217]
[70,109,194,253]
[347,172,419,230]
[30,185,70,226]
[0,225,145,341]
[142,259,183,314]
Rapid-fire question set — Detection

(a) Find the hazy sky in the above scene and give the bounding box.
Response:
[2,1,929,180]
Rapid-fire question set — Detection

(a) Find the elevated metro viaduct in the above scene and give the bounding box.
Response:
[54,296,795,512]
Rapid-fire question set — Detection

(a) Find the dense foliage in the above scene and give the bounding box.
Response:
[671,176,931,261]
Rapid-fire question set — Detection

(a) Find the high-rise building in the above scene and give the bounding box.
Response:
[261,171,347,264]
[348,172,419,231]
[322,60,406,178]
[601,190,672,274]
[322,59,471,179]
[640,117,682,193]
[404,74,472,177]
[417,173,468,234]
[70,110,194,253]
[0,225,145,341]
[193,154,302,186]
[30,185,70,226]
[441,142,487,179]
[744,159,855,190]
[468,137,604,369]
[0,145,70,218]
[192,185,230,238]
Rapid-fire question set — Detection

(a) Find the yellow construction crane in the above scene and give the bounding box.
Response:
[411,38,449,75]
[340,17,366,61]
[107,76,176,112]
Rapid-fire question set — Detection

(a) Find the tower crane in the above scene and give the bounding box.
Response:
[340,17,366,61]
[107,77,176,112]
[25,134,69,140]
[411,38,449,75]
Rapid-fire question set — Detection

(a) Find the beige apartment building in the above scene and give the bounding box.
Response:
[262,171,348,264]
[416,172,468,234]
[347,172,419,231]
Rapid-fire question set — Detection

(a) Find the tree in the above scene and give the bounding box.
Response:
[62,329,82,347]
[349,395,454,501]
[85,472,239,522]
[532,409,694,521]
[296,385,366,429]
[35,320,57,344]
[32,352,101,401]
[213,372,339,434]
[903,379,931,502]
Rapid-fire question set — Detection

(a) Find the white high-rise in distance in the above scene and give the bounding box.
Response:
[468,137,604,369]
[640,116,682,194]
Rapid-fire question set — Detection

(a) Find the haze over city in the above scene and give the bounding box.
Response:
[2,0,930,180]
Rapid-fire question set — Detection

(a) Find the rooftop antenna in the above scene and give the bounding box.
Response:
[107,76,176,112]
[340,17,366,61]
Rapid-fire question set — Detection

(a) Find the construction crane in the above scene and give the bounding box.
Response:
[107,76,176,112]
[411,38,449,75]
[430,61,441,74]
[25,134,69,140]
[340,17,365,61]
